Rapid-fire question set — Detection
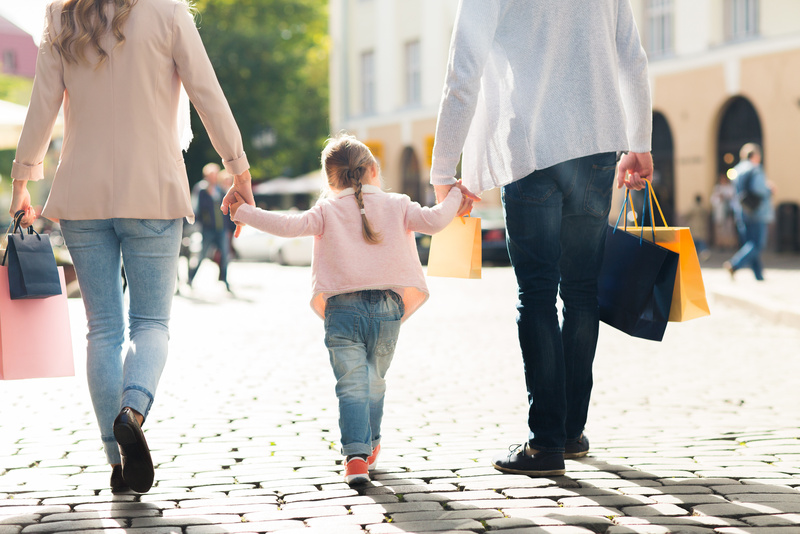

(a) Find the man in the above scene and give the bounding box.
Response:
[430,0,653,476]
[724,143,774,281]
[188,162,231,290]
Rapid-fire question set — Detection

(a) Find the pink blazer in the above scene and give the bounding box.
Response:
[12,0,249,221]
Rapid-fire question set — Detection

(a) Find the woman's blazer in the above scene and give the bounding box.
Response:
[11,0,249,221]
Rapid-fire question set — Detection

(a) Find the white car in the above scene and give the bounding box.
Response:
[232,219,313,266]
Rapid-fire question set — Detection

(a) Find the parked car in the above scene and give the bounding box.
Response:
[230,214,313,266]
[416,206,509,265]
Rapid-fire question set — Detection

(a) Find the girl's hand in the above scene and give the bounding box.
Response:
[229,192,245,220]
[9,180,36,228]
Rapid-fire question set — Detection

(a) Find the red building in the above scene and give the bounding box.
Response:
[0,15,37,78]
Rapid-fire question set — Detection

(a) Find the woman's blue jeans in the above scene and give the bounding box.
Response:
[60,218,182,464]
[501,152,617,453]
[324,290,403,457]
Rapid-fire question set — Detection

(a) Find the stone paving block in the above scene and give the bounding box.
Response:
[0,515,38,526]
[304,513,386,527]
[712,484,800,495]
[20,518,127,532]
[41,509,161,522]
[38,495,137,505]
[446,498,556,510]
[365,483,459,495]
[161,504,278,516]
[242,505,348,522]
[692,502,796,517]
[660,478,739,486]
[0,507,70,517]
[650,493,728,505]
[405,490,505,502]
[350,501,443,515]
[0,527,22,534]
[619,503,690,516]
[742,513,800,526]
[730,494,800,503]
[612,514,747,527]
[0,502,41,509]
[278,526,364,534]
[504,487,617,499]
[605,526,714,533]
[130,515,243,528]
[499,509,614,529]
[185,520,305,533]
[716,528,800,533]
[619,486,713,496]
[281,489,358,503]
[485,523,595,534]
[390,509,503,522]
[559,495,654,507]
[73,501,177,511]
[365,518,484,533]
[173,496,280,508]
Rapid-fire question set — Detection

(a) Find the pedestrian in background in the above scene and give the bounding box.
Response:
[711,173,738,250]
[227,133,466,485]
[685,194,711,262]
[430,0,652,476]
[188,162,232,291]
[10,0,254,493]
[724,143,775,281]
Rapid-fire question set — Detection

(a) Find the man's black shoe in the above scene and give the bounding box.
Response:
[110,464,129,494]
[491,443,565,476]
[113,407,154,493]
[564,433,590,459]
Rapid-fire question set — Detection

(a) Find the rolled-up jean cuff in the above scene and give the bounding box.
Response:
[102,436,121,465]
[371,437,381,450]
[122,386,154,421]
[341,443,373,457]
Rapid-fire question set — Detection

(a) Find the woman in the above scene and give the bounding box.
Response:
[10,0,254,493]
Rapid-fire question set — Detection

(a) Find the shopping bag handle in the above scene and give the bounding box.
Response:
[12,210,39,240]
[613,183,656,245]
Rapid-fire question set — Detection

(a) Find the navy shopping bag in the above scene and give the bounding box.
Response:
[597,184,679,341]
[2,211,62,300]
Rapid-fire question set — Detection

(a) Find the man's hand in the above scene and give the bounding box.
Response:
[221,169,254,237]
[616,152,653,191]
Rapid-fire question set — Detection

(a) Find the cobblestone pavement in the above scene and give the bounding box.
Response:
[2,258,800,534]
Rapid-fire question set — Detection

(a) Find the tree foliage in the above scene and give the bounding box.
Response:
[184,0,329,184]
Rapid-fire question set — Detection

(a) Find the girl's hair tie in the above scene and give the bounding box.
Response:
[347,170,354,180]
[360,208,366,215]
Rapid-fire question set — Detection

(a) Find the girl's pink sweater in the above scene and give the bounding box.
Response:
[233,184,462,321]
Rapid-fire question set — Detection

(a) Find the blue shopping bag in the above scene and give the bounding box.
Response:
[598,184,679,341]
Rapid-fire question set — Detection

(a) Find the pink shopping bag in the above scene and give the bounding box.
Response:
[0,266,74,380]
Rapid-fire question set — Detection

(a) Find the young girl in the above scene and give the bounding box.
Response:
[229,134,463,485]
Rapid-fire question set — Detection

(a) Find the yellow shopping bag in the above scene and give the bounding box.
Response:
[426,215,482,279]
[626,186,711,322]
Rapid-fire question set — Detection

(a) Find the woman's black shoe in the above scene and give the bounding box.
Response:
[110,464,130,493]
[113,407,154,493]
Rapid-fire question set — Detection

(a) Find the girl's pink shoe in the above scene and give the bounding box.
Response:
[344,457,369,485]
[368,444,381,471]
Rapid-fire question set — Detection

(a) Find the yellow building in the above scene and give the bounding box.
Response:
[329,0,800,249]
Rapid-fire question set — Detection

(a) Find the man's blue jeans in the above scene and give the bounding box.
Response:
[61,218,182,464]
[730,217,767,280]
[324,290,403,457]
[502,152,617,453]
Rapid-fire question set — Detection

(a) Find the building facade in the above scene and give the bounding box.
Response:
[0,15,37,78]
[329,0,800,248]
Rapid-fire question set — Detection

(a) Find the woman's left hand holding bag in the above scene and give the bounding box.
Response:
[9,179,36,228]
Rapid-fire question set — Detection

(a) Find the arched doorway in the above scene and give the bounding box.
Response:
[401,147,422,203]
[651,111,675,225]
[717,96,763,177]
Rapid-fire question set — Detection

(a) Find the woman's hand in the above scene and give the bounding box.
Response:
[9,180,36,228]
[221,169,254,237]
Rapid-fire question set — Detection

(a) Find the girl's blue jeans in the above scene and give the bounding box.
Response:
[502,152,617,453]
[60,218,182,465]
[324,290,403,457]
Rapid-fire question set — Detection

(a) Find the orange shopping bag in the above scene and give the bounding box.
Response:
[0,266,74,380]
[627,186,711,322]
[426,215,481,279]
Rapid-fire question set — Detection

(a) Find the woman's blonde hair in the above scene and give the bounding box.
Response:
[322,133,382,244]
[50,0,138,66]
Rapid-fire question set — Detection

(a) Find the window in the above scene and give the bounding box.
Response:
[645,0,673,57]
[361,50,375,115]
[725,0,759,41]
[405,40,421,106]
[2,50,17,73]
